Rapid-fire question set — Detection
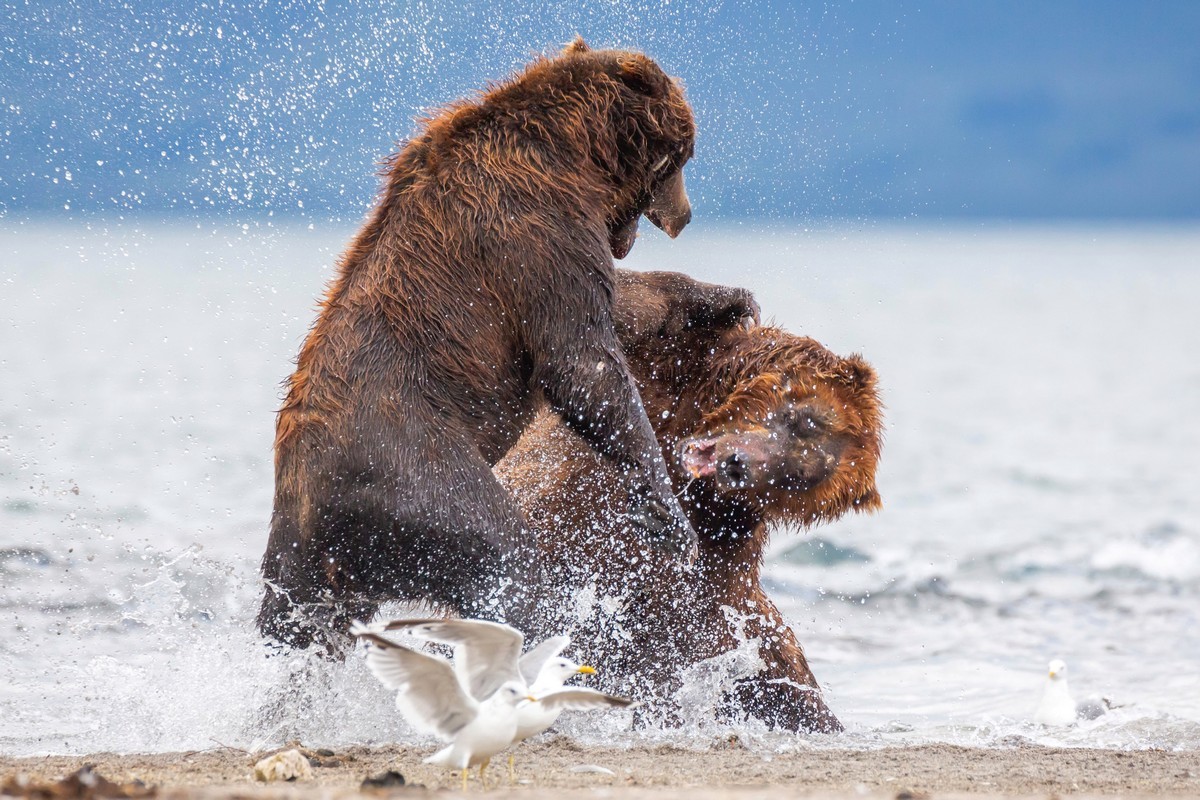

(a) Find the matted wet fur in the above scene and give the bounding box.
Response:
[258,39,699,653]
[496,293,883,733]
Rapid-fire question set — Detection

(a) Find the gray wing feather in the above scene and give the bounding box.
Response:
[350,623,477,740]
[379,617,525,700]
[518,636,571,686]
[534,687,635,713]
[1076,695,1113,720]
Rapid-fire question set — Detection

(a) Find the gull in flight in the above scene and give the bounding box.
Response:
[350,621,532,791]
[373,618,635,779]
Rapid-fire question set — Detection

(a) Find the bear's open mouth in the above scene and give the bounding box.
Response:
[680,438,718,478]
[610,216,639,260]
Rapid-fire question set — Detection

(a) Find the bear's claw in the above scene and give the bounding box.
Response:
[628,492,699,563]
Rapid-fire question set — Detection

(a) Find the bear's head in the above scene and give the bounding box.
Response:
[557,37,696,259]
[677,327,884,527]
[613,269,759,368]
[612,269,759,434]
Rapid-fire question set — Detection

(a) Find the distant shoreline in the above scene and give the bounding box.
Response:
[2,740,1198,798]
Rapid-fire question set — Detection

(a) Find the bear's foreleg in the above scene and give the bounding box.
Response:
[531,313,697,561]
[731,594,844,733]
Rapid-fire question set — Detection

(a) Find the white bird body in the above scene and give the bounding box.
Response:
[423,690,522,769]
[1035,666,1078,726]
[516,681,567,743]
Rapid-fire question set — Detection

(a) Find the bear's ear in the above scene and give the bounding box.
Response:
[852,486,883,513]
[615,53,665,96]
[839,355,878,396]
[683,285,760,333]
[563,35,590,55]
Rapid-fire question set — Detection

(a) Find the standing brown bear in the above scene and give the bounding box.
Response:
[497,275,884,733]
[258,38,699,652]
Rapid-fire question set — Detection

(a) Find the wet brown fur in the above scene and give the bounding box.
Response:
[258,41,698,651]
[496,286,884,733]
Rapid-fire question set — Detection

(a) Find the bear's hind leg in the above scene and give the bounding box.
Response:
[366,438,543,627]
[257,530,381,658]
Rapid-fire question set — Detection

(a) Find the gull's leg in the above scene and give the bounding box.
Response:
[478,757,491,790]
[461,767,468,792]
[508,753,516,784]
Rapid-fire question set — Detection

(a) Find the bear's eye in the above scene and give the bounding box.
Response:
[781,404,824,435]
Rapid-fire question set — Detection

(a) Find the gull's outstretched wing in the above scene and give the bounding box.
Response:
[350,622,477,740]
[518,636,571,686]
[533,687,635,713]
[378,617,524,701]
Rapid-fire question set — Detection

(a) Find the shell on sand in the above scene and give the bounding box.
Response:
[252,749,314,782]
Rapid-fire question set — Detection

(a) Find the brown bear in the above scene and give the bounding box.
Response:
[258,39,702,653]
[496,289,883,733]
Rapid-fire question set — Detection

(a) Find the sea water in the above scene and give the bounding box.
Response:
[2,221,1198,755]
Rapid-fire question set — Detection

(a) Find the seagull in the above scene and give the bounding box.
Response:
[374,618,635,778]
[1034,658,1113,726]
[375,620,635,731]
[350,622,533,791]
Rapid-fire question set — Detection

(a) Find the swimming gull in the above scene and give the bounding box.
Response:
[1034,658,1112,726]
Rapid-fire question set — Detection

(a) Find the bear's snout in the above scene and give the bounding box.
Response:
[644,169,692,238]
[717,451,750,488]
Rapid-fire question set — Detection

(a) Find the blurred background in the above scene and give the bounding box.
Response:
[2,0,1199,756]
[3,0,1198,222]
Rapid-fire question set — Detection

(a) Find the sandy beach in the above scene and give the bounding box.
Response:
[3,741,1199,799]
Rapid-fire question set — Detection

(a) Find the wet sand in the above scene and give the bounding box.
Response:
[3,740,1198,799]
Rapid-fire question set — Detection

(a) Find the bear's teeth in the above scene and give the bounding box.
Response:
[680,439,718,478]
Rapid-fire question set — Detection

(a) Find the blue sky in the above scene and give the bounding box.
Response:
[2,0,1198,221]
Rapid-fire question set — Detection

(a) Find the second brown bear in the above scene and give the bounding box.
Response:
[497,270,884,732]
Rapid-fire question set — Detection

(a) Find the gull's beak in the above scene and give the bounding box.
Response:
[1048,671,1057,679]
[577,665,597,675]
[526,695,539,702]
